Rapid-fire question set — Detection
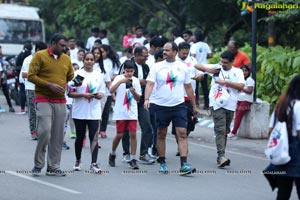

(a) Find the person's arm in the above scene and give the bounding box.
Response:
[194,63,219,74]
[143,81,154,111]
[22,72,28,78]
[207,53,212,59]
[68,91,94,100]
[110,76,128,94]
[215,79,244,91]
[242,86,254,94]
[129,87,140,102]
[139,79,147,86]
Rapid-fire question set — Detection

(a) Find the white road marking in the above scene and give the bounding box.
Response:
[6,171,82,194]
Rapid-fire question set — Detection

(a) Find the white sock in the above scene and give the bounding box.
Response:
[130,155,136,160]
[111,151,116,155]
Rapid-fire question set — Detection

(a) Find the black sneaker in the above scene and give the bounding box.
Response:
[31,166,42,176]
[108,153,116,167]
[46,169,66,176]
[9,107,15,112]
[139,154,155,164]
[129,159,139,170]
[62,141,70,150]
[217,156,231,168]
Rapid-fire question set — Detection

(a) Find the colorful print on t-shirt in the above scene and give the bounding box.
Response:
[123,89,133,110]
[166,70,177,91]
[85,81,97,103]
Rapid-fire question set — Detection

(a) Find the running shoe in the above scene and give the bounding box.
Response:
[9,107,15,112]
[159,163,168,174]
[108,153,116,167]
[31,132,38,140]
[90,163,102,173]
[122,154,130,163]
[73,160,81,171]
[15,109,26,115]
[129,159,139,170]
[99,131,107,138]
[217,156,231,168]
[227,132,238,140]
[139,154,155,164]
[31,166,42,176]
[62,141,70,150]
[70,131,76,139]
[179,162,196,175]
[46,169,66,176]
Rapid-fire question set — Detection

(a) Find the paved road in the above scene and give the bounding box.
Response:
[0,96,298,200]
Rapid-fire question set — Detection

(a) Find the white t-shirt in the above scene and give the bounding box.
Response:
[71,59,83,69]
[70,48,79,61]
[238,76,255,102]
[111,75,141,120]
[119,56,131,65]
[86,36,100,50]
[71,69,105,120]
[174,37,185,46]
[207,65,245,111]
[146,54,155,68]
[101,37,109,45]
[103,58,119,96]
[93,63,111,87]
[269,100,300,137]
[136,63,143,79]
[176,55,202,97]
[132,36,146,46]
[147,60,191,107]
[20,55,35,90]
[190,41,211,64]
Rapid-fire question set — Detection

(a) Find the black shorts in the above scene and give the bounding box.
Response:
[155,103,187,129]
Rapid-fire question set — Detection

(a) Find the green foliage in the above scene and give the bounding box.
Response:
[209,44,300,111]
[256,45,300,110]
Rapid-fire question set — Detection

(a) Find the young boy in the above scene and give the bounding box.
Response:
[108,60,141,169]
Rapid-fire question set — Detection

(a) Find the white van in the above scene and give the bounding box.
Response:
[0,3,45,56]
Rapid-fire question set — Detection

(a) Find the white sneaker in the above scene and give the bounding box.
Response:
[73,160,81,171]
[122,154,130,163]
[227,133,237,140]
[90,163,102,173]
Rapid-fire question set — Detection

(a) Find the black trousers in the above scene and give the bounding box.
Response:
[1,83,13,107]
[277,176,300,200]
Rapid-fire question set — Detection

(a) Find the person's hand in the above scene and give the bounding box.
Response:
[112,93,116,101]
[120,77,131,84]
[93,93,104,100]
[193,106,200,116]
[192,74,204,81]
[129,87,135,93]
[46,83,64,94]
[144,99,150,111]
[139,79,147,86]
[215,79,226,85]
[83,93,94,100]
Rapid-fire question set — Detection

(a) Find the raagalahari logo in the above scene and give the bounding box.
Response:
[241,1,299,13]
